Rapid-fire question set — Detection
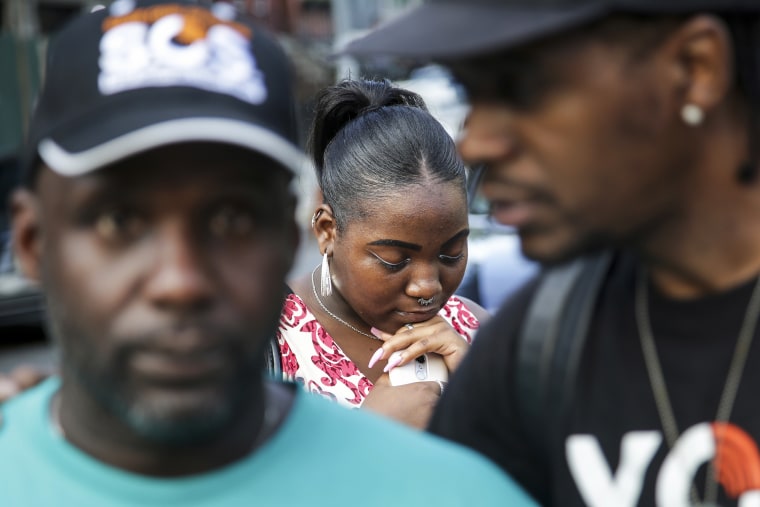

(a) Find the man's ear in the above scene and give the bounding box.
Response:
[666,14,734,115]
[311,204,336,257]
[10,188,43,282]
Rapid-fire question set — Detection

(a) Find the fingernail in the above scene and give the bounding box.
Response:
[368,348,384,368]
[383,352,403,373]
[370,327,382,338]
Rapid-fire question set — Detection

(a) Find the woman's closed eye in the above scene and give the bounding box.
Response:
[371,252,410,272]
[439,252,465,265]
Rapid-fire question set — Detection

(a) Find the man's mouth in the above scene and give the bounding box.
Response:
[489,199,542,228]
[132,352,227,386]
[480,178,552,229]
[129,331,230,385]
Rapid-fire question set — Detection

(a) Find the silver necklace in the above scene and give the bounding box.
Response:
[310,266,380,340]
[636,269,760,506]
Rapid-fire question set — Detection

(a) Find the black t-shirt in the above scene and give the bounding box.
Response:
[429,253,760,506]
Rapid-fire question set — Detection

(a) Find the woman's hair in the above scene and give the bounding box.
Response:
[307,78,466,232]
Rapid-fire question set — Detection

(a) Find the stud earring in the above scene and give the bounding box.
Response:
[320,252,332,297]
[681,104,704,127]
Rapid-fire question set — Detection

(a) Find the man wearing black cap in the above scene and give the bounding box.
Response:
[348,1,760,506]
[0,1,537,504]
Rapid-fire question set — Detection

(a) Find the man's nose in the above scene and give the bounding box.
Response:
[144,224,213,311]
[457,107,517,165]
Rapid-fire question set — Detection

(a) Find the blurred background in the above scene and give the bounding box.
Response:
[0,0,536,370]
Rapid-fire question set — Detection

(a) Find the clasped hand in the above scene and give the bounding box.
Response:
[367,315,470,374]
[361,316,470,428]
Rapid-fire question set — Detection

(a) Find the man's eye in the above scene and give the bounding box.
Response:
[209,206,256,237]
[94,210,144,240]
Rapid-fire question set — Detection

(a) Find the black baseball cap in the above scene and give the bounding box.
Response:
[344,0,760,59]
[23,0,305,184]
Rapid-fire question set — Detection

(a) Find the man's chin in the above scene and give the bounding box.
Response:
[123,388,238,445]
[519,228,610,266]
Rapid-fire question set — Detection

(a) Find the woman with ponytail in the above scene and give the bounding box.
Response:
[277,78,487,428]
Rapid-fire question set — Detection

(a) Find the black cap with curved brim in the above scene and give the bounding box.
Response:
[343,0,760,59]
[22,0,305,185]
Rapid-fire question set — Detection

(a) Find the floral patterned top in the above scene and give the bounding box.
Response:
[276,294,479,407]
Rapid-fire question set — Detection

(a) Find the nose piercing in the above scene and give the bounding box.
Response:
[418,297,435,306]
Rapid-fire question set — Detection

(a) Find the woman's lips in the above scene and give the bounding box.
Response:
[395,309,440,323]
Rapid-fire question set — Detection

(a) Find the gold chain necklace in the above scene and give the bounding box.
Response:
[310,266,380,341]
[635,269,760,506]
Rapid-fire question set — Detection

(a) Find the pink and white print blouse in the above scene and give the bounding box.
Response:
[276,293,479,408]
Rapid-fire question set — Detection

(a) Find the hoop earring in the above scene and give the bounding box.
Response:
[320,252,332,297]
[681,104,704,127]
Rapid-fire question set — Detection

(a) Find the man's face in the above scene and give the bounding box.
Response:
[457,27,697,264]
[20,143,298,443]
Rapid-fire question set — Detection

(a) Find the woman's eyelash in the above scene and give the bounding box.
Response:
[379,258,410,271]
[371,252,409,271]
[440,253,465,264]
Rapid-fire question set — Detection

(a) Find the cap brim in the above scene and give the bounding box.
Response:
[38,118,304,178]
[35,91,305,179]
[343,2,609,59]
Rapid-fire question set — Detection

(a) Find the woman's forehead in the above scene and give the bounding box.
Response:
[346,183,467,233]
[364,180,465,209]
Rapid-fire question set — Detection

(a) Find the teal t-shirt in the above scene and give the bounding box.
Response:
[0,378,537,506]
